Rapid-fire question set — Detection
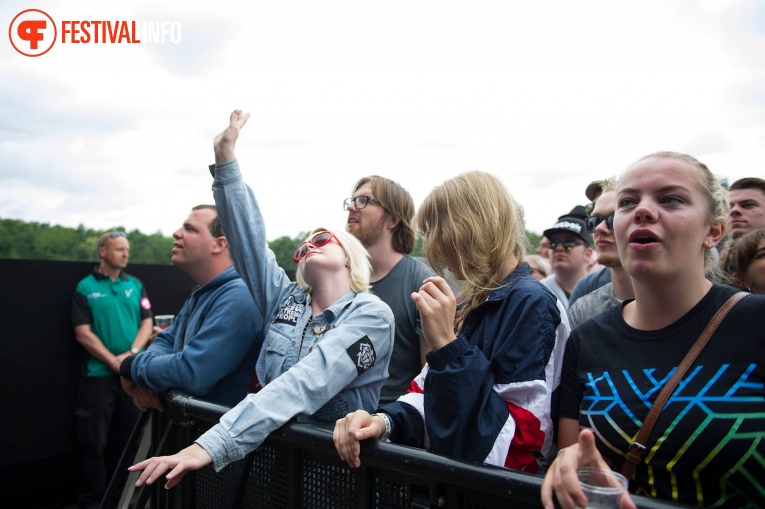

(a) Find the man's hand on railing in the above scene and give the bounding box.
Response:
[128,443,212,489]
[121,378,164,412]
[333,410,386,468]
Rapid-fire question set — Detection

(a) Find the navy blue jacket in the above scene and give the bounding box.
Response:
[380,263,569,472]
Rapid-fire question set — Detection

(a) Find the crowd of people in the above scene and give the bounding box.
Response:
[72,109,765,509]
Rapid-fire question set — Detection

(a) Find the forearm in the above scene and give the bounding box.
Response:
[214,140,236,165]
[75,328,120,367]
[418,336,432,367]
[379,399,426,448]
[558,417,580,448]
[424,342,512,459]
[132,318,154,351]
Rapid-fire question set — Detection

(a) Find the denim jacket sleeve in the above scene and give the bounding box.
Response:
[195,296,394,471]
[209,159,295,327]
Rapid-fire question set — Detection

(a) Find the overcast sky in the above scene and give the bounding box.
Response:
[2,0,764,243]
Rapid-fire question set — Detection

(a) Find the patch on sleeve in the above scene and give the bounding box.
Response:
[141,297,151,310]
[347,335,377,376]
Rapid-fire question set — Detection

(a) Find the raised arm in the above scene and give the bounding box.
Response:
[210,110,294,323]
[214,109,249,165]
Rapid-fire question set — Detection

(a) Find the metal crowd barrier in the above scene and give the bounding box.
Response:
[111,390,679,509]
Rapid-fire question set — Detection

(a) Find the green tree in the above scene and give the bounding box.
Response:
[0,218,173,264]
[268,231,310,273]
[0,216,547,271]
[412,235,425,258]
[526,230,542,254]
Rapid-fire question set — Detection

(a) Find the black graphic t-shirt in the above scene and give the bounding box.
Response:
[558,285,765,508]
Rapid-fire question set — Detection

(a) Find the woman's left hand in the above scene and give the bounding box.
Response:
[128,443,212,489]
[411,276,457,350]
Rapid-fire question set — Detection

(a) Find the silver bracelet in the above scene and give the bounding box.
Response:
[373,413,392,441]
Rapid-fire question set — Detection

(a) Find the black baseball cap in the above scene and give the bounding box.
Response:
[543,216,592,246]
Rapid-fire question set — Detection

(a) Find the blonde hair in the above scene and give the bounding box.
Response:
[295,228,372,294]
[525,254,551,279]
[585,177,619,215]
[416,171,527,333]
[599,177,618,196]
[630,152,729,271]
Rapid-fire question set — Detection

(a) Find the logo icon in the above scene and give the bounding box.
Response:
[9,9,57,57]
[347,336,377,375]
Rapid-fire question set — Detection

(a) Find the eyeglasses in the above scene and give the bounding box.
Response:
[585,213,615,233]
[293,231,343,262]
[343,195,383,211]
[549,237,586,251]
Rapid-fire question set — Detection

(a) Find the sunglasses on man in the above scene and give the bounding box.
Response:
[585,213,615,233]
[549,238,588,251]
[293,231,343,262]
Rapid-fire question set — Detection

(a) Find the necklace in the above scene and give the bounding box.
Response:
[296,301,353,360]
[298,317,329,360]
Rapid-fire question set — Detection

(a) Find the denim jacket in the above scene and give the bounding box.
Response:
[196,160,394,471]
[126,265,263,408]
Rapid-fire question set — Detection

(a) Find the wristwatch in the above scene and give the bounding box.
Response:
[130,347,140,355]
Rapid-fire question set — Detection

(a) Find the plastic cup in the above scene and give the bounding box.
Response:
[577,468,628,508]
[155,315,175,330]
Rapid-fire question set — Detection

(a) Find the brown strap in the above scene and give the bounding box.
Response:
[619,291,749,480]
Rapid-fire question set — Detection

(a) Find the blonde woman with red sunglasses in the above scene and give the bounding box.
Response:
[130,111,394,489]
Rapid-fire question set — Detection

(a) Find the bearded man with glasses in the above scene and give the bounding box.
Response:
[344,177,436,405]
[541,215,593,309]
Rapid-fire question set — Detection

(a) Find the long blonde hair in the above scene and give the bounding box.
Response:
[416,171,528,333]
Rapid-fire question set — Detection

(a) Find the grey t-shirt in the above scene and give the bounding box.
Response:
[567,282,621,329]
[541,275,570,309]
[372,255,435,404]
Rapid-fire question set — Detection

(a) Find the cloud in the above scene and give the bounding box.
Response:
[2,0,765,240]
[0,76,127,141]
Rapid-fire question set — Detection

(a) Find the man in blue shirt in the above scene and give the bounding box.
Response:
[120,205,264,409]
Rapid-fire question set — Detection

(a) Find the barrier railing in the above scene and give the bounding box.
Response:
[122,391,679,509]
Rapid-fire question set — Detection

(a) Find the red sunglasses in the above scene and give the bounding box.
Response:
[293,231,343,263]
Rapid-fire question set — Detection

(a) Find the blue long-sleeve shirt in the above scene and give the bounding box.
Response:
[126,265,263,408]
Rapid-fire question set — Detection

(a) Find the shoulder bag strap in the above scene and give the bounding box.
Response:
[620,291,749,479]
